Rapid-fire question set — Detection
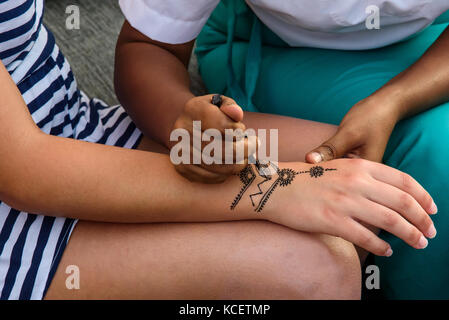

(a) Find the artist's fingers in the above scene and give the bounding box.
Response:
[218,96,244,122]
[184,96,245,132]
[193,136,256,175]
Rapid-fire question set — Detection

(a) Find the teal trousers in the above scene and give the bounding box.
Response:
[196,0,449,299]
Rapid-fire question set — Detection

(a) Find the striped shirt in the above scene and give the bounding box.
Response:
[0,0,142,299]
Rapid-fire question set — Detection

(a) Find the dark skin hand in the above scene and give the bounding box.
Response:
[171,94,252,183]
[306,26,449,164]
[116,21,449,181]
[115,22,252,183]
[115,22,196,147]
[115,22,313,183]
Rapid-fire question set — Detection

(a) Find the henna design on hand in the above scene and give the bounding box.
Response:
[231,164,337,212]
[298,166,337,178]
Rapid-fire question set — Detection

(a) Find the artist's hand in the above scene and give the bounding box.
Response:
[171,94,251,183]
[305,98,400,164]
[265,159,437,256]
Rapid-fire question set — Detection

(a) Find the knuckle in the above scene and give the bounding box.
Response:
[349,158,368,169]
[321,207,339,225]
[417,214,432,230]
[220,118,231,129]
[184,98,197,113]
[381,210,397,228]
[409,229,422,245]
[422,194,434,212]
[342,128,362,142]
[343,172,364,187]
[332,190,350,206]
[357,232,373,248]
[401,173,414,191]
[399,192,414,211]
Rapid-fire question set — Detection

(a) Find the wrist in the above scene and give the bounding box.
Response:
[364,84,410,122]
[228,162,311,222]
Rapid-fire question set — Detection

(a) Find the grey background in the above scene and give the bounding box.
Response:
[44,0,206,106]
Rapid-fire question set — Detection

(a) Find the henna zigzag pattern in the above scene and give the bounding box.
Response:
[256,179,280,212]
[230,165,256,210]
[249,176,272,207]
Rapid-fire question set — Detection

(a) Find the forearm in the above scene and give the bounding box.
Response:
[0,59,257,223]
[115,22,338,159]
[369,26,449,118]
[115,42,336,162]
[2,133,262,223]
[115,24,194,147]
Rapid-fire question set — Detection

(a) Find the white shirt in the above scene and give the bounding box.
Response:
[119,0,449,50]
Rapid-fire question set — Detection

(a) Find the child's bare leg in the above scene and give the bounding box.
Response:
[44,117,361,300]
[44,220,360,299]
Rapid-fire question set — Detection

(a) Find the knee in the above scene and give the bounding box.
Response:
[279,234,362,300]
[223,222,361,300]
[307,235,362,299]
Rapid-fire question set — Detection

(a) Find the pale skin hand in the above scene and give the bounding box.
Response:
[306,26,449,164]
[264,160,437,257]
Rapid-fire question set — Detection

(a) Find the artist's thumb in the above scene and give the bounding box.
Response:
[219,96,244,123]
[305,131,358,163]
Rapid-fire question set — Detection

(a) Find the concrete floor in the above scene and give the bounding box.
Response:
[44,0,206,106]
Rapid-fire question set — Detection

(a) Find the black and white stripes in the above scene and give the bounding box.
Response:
[0,0,142,299]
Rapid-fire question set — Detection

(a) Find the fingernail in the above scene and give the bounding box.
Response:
[426,224,437,239]
[310,152,323,163]
[430,201,438,215]
[417,235,428,249]
[385,248,393,257]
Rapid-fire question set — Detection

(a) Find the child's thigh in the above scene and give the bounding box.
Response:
[44,220,361,299]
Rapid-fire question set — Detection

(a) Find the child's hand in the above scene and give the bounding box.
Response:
[264,159,437,256]
[170,94,251,183]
